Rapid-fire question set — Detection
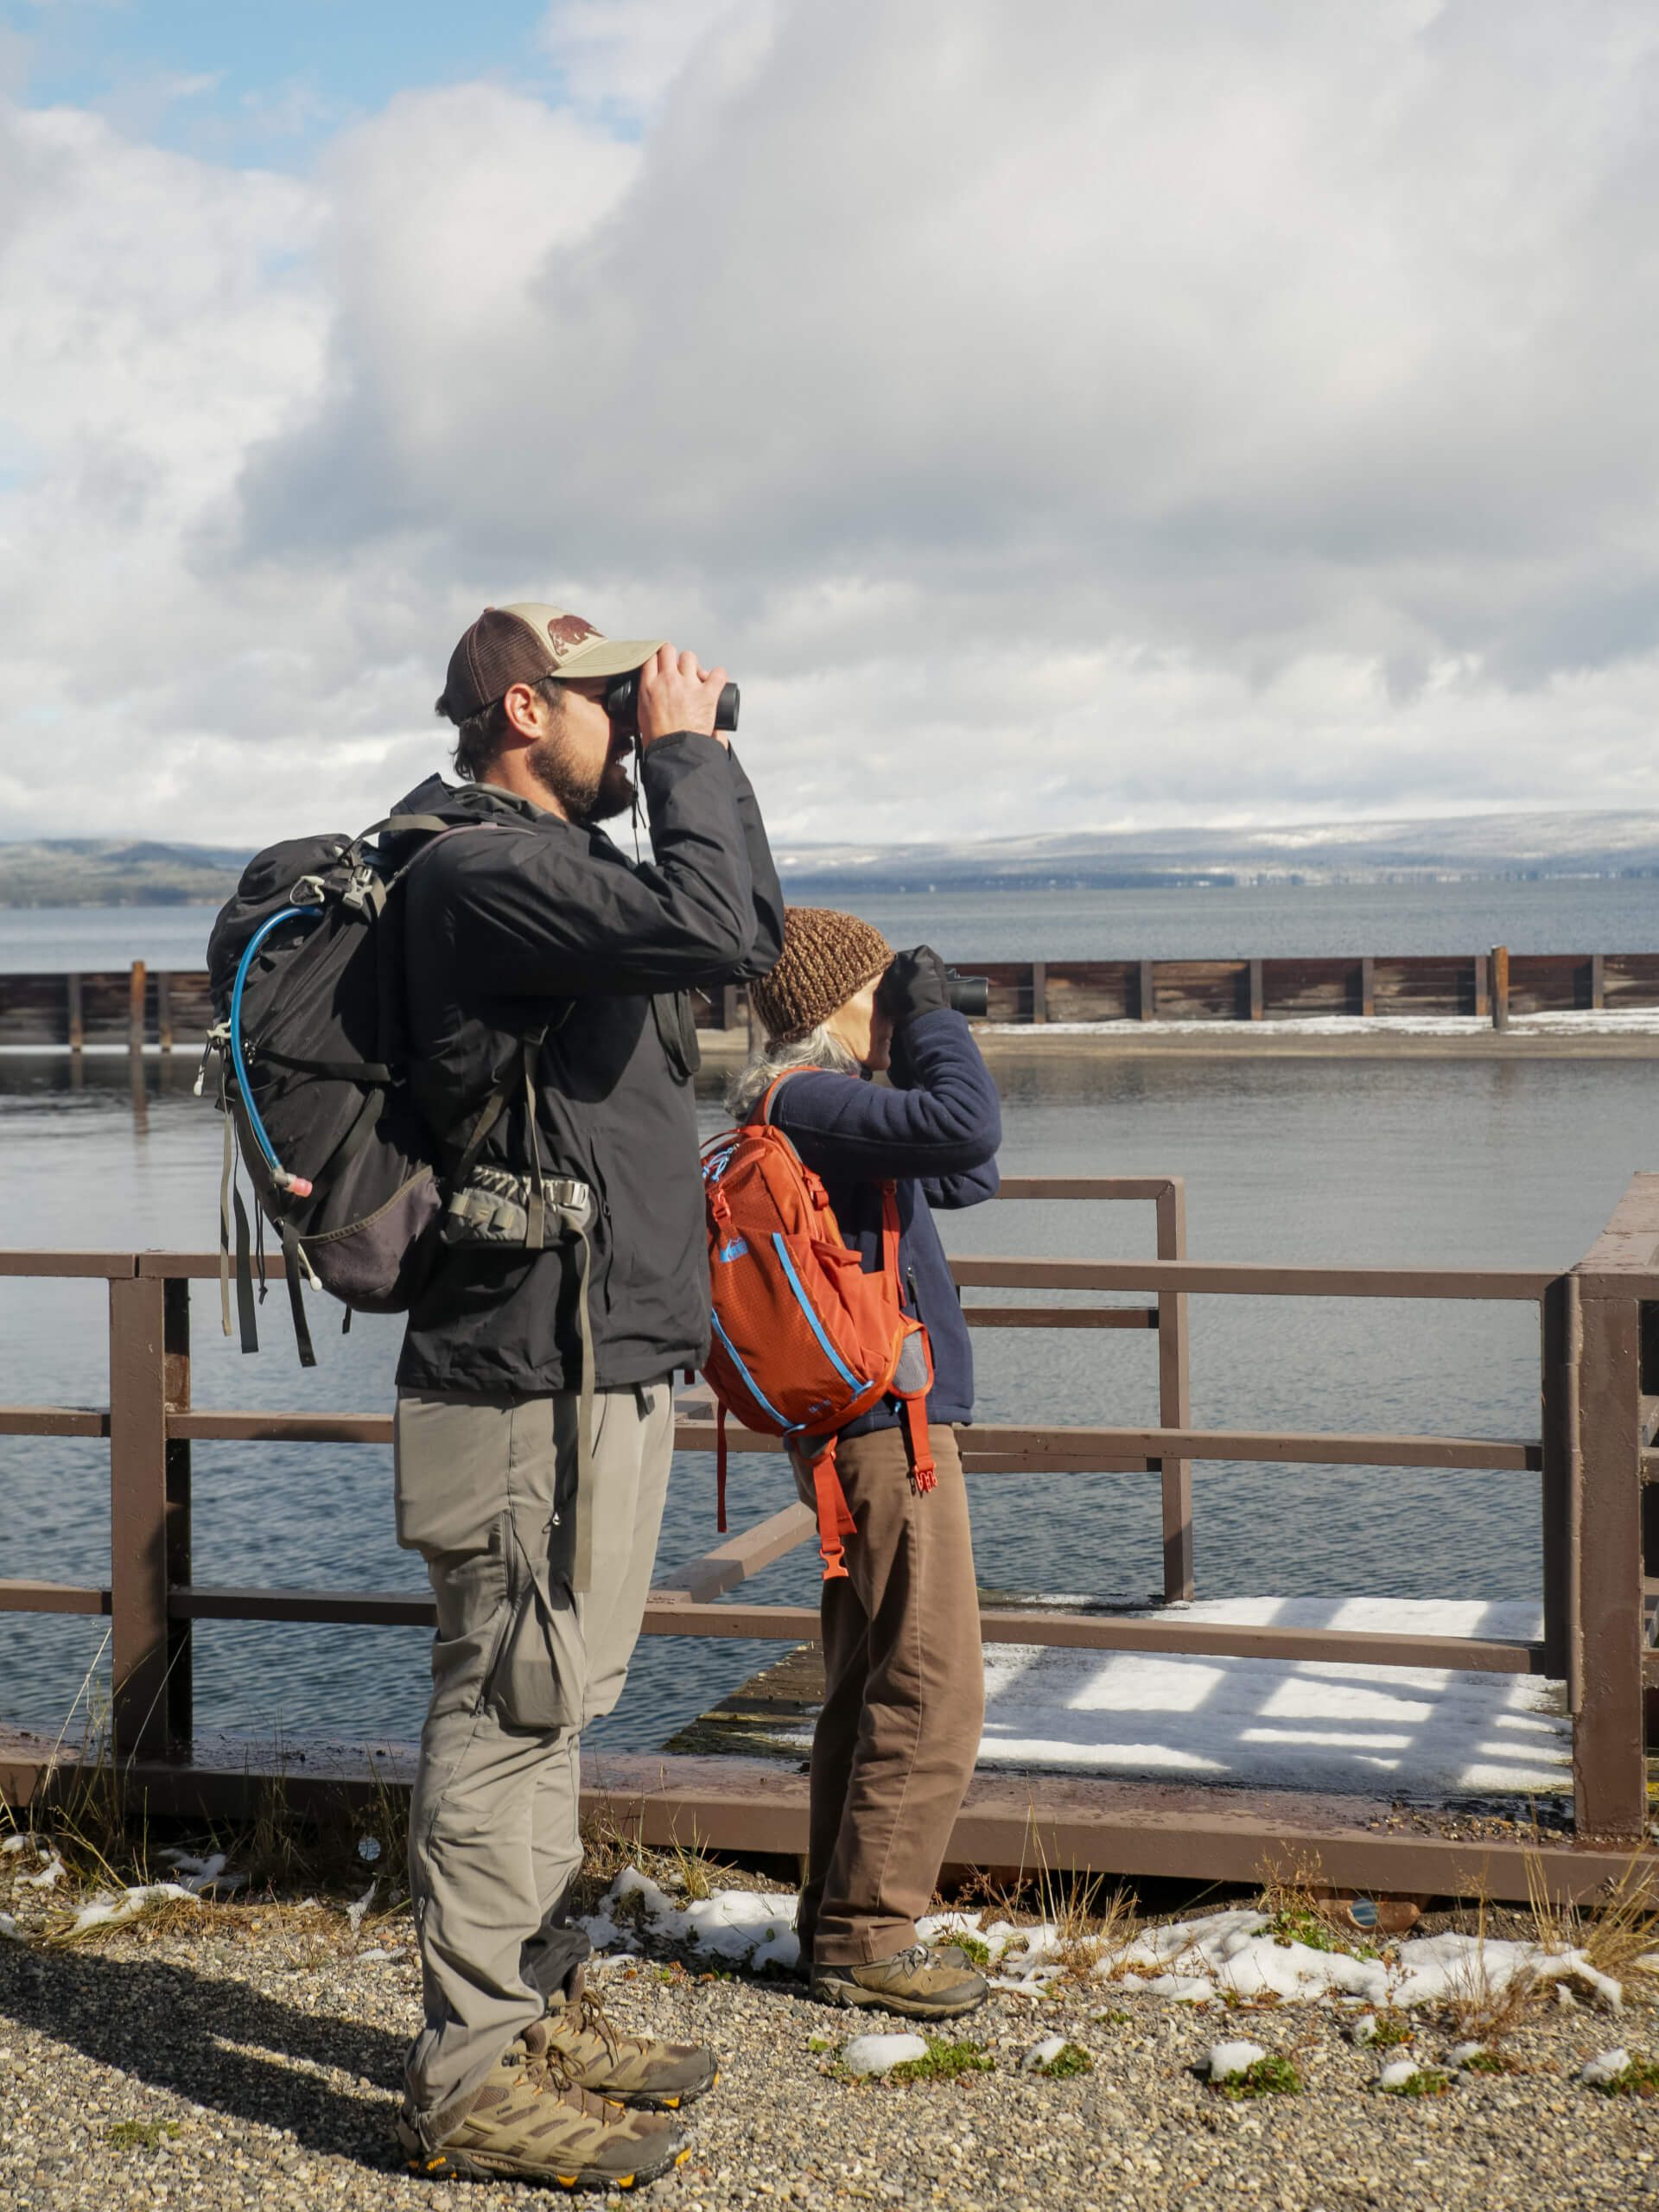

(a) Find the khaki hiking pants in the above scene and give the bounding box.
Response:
[792,1423,985,1968]
[393,1380,674,2131]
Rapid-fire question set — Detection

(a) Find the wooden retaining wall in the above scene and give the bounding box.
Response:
[3,950,1657,1046]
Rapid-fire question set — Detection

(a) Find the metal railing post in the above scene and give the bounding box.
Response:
[108,1273,172,1763]
[163,1275,193,1754]
[1155,1179,1194,1600]
[1571,1276,1646,1839]
[1539,1274,1579,1688]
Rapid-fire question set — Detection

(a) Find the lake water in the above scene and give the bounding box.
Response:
[1,877,1656,1759]
[6,871,1659,975]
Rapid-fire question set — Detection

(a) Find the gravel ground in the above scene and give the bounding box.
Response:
[3,1875,1658,2210]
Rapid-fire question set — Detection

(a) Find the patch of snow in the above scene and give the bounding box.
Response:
[1377,2059,1421,2089]
[21,1853,66,1891]
[772,1597,1568,1796]
[1447,2042,1487,2068]
[346,1880,377,1933]
[1207,2040,1267,2080]
[353,1947,397,1964]
[66,1884,201,1936]
[1022,2036,1070,2070]
[0,1911,20,1939]
[842,2033,928,2076]
[919,1901,1620,2014]
[155,1852,245,1897]
[1351,2013,1381,2044]
[580,1868,800,1974]
[1580,2049,1631,2086]
[1,1834,38,1854]
[983,1010,1659,1039]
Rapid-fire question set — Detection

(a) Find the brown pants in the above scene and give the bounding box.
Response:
[792,1423,985,1967]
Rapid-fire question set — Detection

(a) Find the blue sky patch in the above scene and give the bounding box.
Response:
[3,0,567,167]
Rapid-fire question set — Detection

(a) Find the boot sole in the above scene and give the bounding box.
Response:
[397,2116,690,2192]
[810,1980,988,2020]
[404,2139,690,2191]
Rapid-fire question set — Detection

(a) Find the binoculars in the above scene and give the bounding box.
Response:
[944,969,989,1018]
[605,672,741,735]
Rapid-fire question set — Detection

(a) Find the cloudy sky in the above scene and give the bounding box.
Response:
[2,0,1657,849]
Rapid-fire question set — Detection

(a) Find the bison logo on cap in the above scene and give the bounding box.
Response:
[545,613,600,661]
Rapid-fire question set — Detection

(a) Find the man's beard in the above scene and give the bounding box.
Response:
[525,730,636,823]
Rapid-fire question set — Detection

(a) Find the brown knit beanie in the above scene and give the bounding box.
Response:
[748,907,893,1043]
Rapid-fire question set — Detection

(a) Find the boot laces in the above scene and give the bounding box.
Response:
[571,1986,623,2067]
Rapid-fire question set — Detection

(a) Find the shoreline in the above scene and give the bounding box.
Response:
[686,1026,1659,1063]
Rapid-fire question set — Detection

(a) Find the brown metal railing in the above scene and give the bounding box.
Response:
[3,1173,1656,1890]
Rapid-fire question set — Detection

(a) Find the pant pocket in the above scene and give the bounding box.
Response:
[484,1555,585,1732]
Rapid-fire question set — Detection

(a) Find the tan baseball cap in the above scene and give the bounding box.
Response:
[437,602,667,723]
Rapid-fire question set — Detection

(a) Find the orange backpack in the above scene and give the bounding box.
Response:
[700,1071,935,1578]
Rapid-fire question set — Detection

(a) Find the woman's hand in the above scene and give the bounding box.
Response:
[875,946,950,1026]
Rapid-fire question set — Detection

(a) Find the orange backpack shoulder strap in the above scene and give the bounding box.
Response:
[755,1065,812,1126]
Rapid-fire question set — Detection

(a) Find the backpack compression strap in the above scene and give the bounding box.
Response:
[879,1183,936,1492]
[810,1439,855,1580]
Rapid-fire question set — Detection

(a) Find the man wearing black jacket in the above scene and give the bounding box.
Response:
[389,606,782,2192]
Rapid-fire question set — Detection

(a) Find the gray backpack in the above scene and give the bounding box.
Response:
[202,816,595,1369]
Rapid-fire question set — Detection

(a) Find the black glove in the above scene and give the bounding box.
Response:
[875,945,950,1026]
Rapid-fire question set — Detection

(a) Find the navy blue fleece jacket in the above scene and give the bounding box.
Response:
[766,1007,1001,1433]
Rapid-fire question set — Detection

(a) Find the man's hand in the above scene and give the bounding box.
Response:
[637,644,731,749]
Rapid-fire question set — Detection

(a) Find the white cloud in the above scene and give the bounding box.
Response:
[538,0,767,122]
[4,1,1659,848]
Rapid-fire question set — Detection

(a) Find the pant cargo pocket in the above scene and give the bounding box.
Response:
[483,1546,585,1732]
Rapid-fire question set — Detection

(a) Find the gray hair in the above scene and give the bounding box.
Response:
[728,1022,859,1121]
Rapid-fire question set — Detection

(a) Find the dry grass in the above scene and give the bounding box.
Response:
[1440,1894,1540,2045]
[1027,1821,1139,1983]
[1524,1847,1659,1985]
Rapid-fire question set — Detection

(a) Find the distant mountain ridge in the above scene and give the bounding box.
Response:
[0,839,252,906]
[774,810,1659,891]
[7,809,1659,906]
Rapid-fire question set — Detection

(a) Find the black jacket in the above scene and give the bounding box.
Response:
[391,734,783,1396]
[766,1009,1001,1433]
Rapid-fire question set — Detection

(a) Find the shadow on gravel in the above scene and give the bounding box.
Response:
[0,1945,407,2167]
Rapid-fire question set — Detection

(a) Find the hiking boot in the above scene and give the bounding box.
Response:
[396,2023,689,2191]
[810,1942,988,2019]
[543,1967,719,2110]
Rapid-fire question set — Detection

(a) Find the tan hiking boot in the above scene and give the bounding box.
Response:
[543,1968,718,2110]
[397,2022,688,2191]
[810,1942,988,2019]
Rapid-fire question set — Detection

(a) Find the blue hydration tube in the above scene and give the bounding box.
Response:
[229,906,322,1193]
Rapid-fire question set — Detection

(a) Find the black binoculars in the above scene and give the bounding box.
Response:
[944,969,989,1018]
[605,672,741,735]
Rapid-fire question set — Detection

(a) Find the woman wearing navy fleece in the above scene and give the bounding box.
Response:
[735,907,1001,2022]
